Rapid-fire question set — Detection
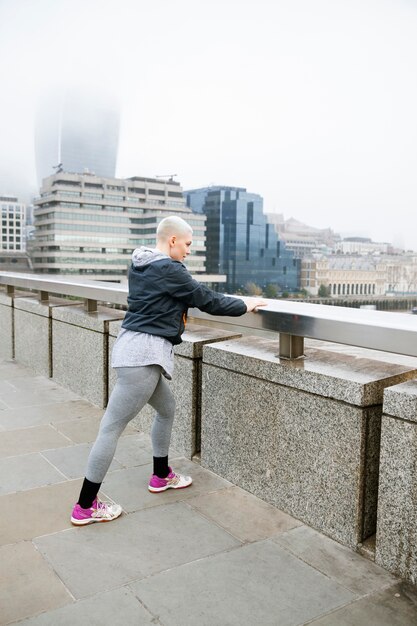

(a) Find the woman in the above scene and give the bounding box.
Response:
[71,215,266,525]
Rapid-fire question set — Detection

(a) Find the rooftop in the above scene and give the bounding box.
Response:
[1,357,417,625]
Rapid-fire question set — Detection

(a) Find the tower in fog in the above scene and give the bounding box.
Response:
[35,87,120,186]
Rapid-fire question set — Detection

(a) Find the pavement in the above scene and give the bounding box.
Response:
[1,358,417,625]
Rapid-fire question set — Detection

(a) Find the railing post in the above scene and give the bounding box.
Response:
[85,298,98,313]
[6,285,15,296]
[279,333,304,359]
[39,290,49,303]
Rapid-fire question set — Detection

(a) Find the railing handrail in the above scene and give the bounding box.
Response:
[1,271,416,358]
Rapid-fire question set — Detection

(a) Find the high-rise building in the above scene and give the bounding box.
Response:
[30,172,210,281]
[1,195,26,252]
[35,89,120,186]
[185,187,299,292]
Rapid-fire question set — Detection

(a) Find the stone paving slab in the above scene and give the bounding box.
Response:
[0,399,103,430]
[0,376,64,393]
[187,485,302,543]
[53,414,137,444]
[273,525,396,596]
[112,432,159,468]
[34,502,241,599]
[0,380,80,410]
[0,452,66,496]
[18,587,157,625]
[1,357,417,625]
[42,442,122,479]
[0,479,84,546]
[0,541,72,625]
[101,458,233,514]
[130,539,356,626]
[307,581,417,625]
[0,424,71,458]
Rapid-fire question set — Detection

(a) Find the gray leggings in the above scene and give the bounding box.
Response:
[85,365,175,483]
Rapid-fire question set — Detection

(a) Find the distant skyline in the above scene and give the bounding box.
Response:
[0,0,416,250]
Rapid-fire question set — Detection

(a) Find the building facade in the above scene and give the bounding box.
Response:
[185,187,299,292]
[301,256,387,296]
[1,195,26,252]
[35,89,120,186]
[302,254,417,297]
[334,237,390,255]
[384,255,417,295]
[30,173,209,280]
[265,214,339,258]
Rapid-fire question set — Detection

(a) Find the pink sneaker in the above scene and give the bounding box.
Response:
[71,498,122,525]
[148,467,193,493]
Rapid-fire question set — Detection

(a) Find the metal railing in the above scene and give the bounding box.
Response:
[1,271,416,359]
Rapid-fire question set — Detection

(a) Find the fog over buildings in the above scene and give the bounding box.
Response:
[35,88,120,186]
[0,0,417,250]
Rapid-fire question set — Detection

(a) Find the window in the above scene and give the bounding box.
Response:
[84,193,102,199]
[85,182,104,189]
[128,187,145,194]
[60,191,81,197]
[53,179,81,187]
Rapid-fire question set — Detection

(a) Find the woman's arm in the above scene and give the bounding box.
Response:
[163,262,266,316]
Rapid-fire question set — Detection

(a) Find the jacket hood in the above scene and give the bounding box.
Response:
[132,247,169,268]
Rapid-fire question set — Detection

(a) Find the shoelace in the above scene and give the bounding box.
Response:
[168,473,181,485]
[92,500,113,518]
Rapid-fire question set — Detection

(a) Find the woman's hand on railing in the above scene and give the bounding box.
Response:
[238,297,268,312]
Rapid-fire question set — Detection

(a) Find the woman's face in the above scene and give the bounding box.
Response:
[169,231,193,262]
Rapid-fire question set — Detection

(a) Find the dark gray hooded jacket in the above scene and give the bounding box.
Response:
[122,247,247,345]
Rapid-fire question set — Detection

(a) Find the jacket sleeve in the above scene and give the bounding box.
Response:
[163,262,247,317]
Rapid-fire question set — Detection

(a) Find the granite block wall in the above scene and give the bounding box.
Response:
[52,305,124,408]
[376,380,417,584]
[201,336,417,548]
[14,297,82,378]
[0,291,14,360]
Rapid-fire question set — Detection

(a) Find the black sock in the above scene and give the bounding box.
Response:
[78,477,102,509]
[153,456,169,478]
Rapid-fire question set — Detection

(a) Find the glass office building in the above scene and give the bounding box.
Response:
[185,186,300,292]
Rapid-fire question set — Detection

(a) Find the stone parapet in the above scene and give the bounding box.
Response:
[108,320,241,458]
[376,379,417,584]
[13,297,82,377]
[201,336,417,548]
[52,305,124,408]
[0,290,15,360]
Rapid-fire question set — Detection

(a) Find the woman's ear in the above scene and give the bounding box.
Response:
[168,235,177,248]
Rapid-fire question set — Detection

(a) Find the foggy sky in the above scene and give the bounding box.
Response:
[1,0,417,250]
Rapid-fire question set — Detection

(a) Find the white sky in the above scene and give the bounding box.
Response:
[1,0,417,250]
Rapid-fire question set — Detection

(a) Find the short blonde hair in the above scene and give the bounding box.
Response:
[157,216,193,240]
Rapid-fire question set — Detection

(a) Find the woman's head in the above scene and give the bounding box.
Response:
[156,216,193,261]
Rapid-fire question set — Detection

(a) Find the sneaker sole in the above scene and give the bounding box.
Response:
[70,511,123,526]
[148,481,193,493]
